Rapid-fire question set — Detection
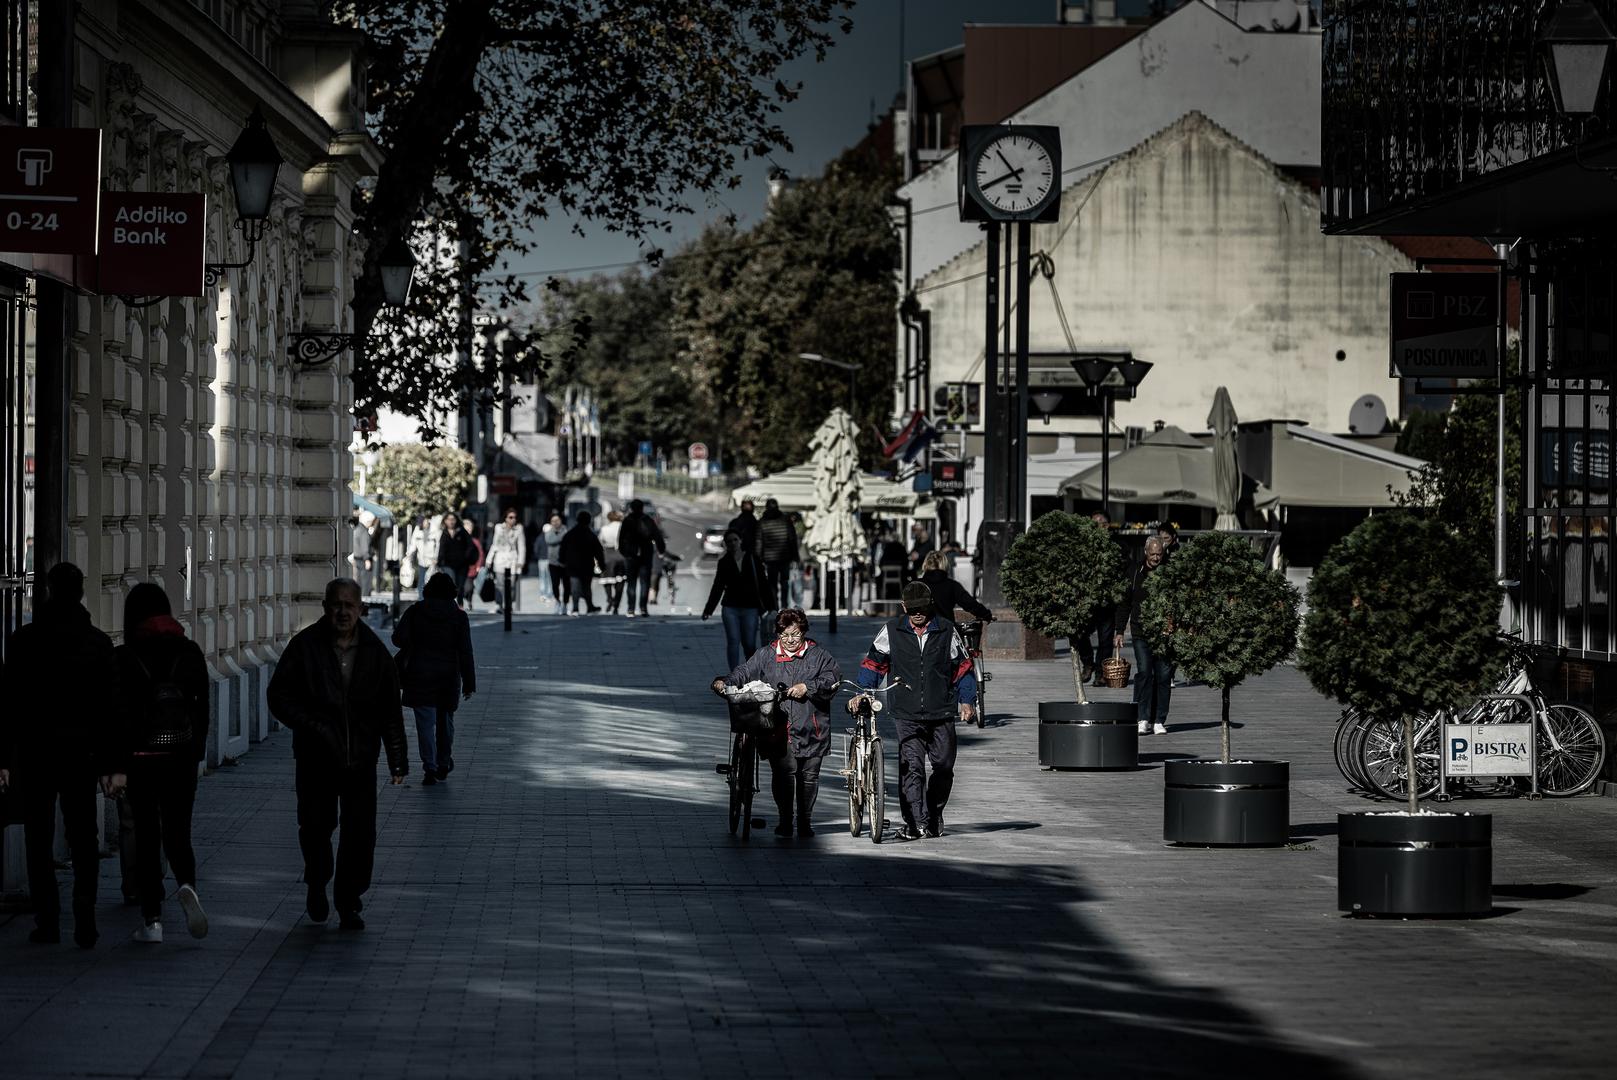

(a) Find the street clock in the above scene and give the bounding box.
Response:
[958,125,1062,223]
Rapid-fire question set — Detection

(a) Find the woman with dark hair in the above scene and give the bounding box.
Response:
[392,571,476,785]
[114,582,210,943]
[702,530,771,669]
[710,609,840,838]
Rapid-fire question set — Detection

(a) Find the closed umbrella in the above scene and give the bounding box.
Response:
[1208,386,1240,531]
[805,407,863,561]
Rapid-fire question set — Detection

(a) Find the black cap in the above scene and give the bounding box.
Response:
[902,581,934,614]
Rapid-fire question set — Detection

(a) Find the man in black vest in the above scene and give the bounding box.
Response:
[850,582,976,841]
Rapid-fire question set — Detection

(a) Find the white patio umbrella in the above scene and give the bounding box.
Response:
[1208,385,1241,531]
[805,407,863,561]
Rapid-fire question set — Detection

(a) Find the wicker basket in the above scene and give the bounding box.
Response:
[1100,647,1131,689]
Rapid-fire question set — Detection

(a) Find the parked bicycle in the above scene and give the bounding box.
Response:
[1335,640,1606,800]
[957,619,990,728]
[713,681,783,839]
[839,680,887,842]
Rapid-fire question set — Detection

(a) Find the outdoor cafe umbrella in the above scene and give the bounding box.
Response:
[1209,385,1240,531]
[805,407,863,561]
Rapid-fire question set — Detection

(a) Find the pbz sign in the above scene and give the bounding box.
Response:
[1443,723,1534,777]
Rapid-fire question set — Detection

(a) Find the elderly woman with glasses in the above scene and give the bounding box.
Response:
[710,609,840,838]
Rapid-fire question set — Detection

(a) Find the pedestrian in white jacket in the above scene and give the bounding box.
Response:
[489,509,526,612]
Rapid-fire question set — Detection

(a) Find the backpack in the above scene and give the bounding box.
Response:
[134,652,192,751]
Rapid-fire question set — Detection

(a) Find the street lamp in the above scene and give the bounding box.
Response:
[1540,2,1615,117]
[1030,390,1063,425]
[1071,352,1152,521]
[798,352,858,415]
[290,238,419,365]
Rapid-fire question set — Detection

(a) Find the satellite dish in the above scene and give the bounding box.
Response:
[1349,394,1388,435]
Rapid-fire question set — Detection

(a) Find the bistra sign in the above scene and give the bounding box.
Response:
[95,191,206,297]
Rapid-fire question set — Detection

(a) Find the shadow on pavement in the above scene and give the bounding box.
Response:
[1492,883,1594,901]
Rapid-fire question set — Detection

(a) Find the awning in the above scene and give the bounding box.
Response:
[1263,425,1424,508]
[497,433,563,484]
[352,492,395,528]
[731,463,924,515]
[1059,425,1278,510]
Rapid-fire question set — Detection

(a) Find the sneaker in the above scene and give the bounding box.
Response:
[1137,721,1150,735]
[1153,722,1168,736]
[925,812,943,839]
[774,823,793,838]
[625,611,636,619]
[306,885,329,924]
[435,766,449,782]
[133,921,163,944]
[894,825,925,842]
[421,772,437,786]
[1080,662,1094,682]
[338,911,365,932]
[440,759,454,778]
[178,884,209,939]
[797,822,815,838]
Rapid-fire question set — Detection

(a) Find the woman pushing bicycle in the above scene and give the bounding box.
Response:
[710,609,841,838]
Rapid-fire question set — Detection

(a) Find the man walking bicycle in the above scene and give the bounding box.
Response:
[850,582,976,841]
[267,578,407,930]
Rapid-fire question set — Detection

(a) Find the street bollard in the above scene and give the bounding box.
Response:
[503,569,512,632]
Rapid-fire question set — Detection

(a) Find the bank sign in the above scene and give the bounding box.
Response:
[1389,272,1498,379]
[1443,723,1534,777]
[95,192,206,296]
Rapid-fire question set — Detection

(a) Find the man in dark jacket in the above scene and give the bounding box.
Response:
[617,499,666,617]
[726,499,760,557]
[560,510,606,614]
[1115,536,1172,737]
[392,571,475,785]
[851,582,976,842]
[757,498,799,609]
[0,562,118,947]
[435,511,477,608]
[267,578,407,930]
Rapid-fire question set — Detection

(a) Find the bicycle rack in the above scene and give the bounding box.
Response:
[1437,694,1540,801]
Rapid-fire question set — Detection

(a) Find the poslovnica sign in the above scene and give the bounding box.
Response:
[95,192,206,297]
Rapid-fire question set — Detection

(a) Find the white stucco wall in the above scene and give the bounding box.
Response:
[916,112,1411,444]
[900,2,1322,283]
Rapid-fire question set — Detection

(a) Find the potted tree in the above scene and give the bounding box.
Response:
[1001,512,1131,768]
[1141,532,1300,846]
[1297,513,1504,916]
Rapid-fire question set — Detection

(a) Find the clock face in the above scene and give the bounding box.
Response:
[973,133,1055,215]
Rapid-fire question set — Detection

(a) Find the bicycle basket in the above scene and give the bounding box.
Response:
[728,700,778,735]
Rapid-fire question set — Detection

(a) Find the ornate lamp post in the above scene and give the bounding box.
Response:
[1540,1,1616,117]
[1071,353,1152,520]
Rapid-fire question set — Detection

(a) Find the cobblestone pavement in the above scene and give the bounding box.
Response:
[2,613,1613,1078]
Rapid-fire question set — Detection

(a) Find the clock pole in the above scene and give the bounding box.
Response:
[1012,219,1032,536]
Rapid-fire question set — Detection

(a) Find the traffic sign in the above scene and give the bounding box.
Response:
[0,127,101,254]
[688,442,708,461]
[95,192,206,296]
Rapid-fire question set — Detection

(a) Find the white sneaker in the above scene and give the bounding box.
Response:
[177,884,209,939]
[1137,721,1149,735]
[133,921,162,943]
[1153,723,1168,736]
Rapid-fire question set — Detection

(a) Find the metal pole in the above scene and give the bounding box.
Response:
[827,561,837,635]
[503,568,512,632]
[1013,220,1032,532]
[1494,242,1510,632]
[1101,391,1111,521]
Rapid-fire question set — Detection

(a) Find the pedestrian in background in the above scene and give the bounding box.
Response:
[1087,511,1122,686]
[348,510,377,595]
[436,512,476,608]
[905,522,935,581]
[1116,536,1173,736]
[540,512,569,610]
[618,498,666,617]
[488,507,526,614]
[559,511,605,615]
[727,498,760,556]
[598,510,629,615]
[711,609,840,838]
[405,513,440,597]
[114,582,210,944]
[919,550,993,627]
[0,562,119,947]
[758,498,799,609]
[267,578,407,931]
[393,572,475,786]
[787,512,808,608]
[702,530,771,669]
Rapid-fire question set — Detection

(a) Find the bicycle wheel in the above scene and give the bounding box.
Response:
[1333,709,1362,789]
[740,739,756,840]
[1538,704,1607,797]
[847,736,864,837]
[974,667,987,727]
[1360,715,1442,802]
[868,737,886,844]
[1342,711,1379,792]
[727,735,743,835]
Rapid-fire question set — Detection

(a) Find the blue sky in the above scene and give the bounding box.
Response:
[505,0,1060,281]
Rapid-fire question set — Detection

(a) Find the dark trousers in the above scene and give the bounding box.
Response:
[895,717,957,831]
[604,580,625,612]
[547,563,569,604]
[1074,614,1115,673]
[21,764,100,935]
[127,755,199,924]
[625,557,654,612]
[764,560,792,609]
[1132,635,1174,725]
[569,574,598,613]
[295,756,379,914]
[769,752,824,827]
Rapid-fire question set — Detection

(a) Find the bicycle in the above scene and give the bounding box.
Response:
[713,681,783,839]
[660,551,681,607]
[839,680,887,843]
[957,619,990,728]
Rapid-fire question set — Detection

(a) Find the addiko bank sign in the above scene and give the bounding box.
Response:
[95,191,206,297]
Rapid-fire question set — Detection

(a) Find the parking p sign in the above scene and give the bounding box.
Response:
[1443,723,1534,777]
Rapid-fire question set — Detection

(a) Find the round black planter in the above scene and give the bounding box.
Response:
[1163,759,1289,847]
[1338,812,1492,917]
[1038,701,1137,769]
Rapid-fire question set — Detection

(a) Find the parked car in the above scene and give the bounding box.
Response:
[696,525,728,558]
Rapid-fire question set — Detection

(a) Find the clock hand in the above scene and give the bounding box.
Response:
[979,167,1024,192]
[996,148,1017,173]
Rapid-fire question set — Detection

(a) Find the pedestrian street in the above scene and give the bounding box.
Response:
[2,612,1614,1079]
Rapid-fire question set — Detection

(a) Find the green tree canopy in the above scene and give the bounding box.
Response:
[368,443,478,523]
[1141,532,1299,760]
[1297,513,1505,809]
[1001,512,1127,704]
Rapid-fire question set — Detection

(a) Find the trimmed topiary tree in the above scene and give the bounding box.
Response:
[1001,511,1127,705]
[1140,532,1300,762]
[1297,513,1504,813]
